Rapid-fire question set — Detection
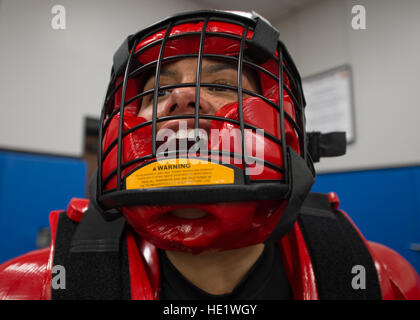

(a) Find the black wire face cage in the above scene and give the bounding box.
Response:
[97,10,309,209]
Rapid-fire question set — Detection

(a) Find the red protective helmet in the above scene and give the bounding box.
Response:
[96,10,315,253]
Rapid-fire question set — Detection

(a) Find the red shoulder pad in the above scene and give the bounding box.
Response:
[0,248,50,300]
[0,199,89,300]
[327,192,340,210]
[66,198,89,222]
[368,241,420,300]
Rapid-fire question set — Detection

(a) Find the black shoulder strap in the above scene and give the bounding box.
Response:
[51,205,131,300]
[298,192,382,300]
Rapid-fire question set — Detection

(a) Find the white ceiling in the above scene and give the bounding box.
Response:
[192,0,318,23]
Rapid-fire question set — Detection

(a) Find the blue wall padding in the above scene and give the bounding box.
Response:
[312,166,420,273]
[0,151,87,263]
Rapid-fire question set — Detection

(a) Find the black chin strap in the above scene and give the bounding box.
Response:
[265,148,315,243]
[69,171,126,254]
[89,170,123,221]
[52,173,130,300]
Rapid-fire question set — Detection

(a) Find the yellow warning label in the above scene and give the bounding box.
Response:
[125,158,234,189]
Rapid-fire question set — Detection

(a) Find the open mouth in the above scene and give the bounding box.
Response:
[156,119,210,153]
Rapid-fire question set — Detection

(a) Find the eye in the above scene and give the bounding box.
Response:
[207,80,235,92]
[157,89,171,97]
[209,86,228,92]
[141,88,170,106]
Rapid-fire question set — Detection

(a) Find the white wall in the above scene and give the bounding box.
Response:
[274,0,420,172]
[0,0,210,156]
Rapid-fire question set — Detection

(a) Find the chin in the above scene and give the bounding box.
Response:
[121,200,287,254]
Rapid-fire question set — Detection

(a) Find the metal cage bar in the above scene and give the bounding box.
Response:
[101,113,284,173]
[194,17,209,143]
[237,24,250,182]
[277,44,288,186]
[116,38,139,190]
[151,22,174,157]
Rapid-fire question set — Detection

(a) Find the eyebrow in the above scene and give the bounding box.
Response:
[202,62,237,74]
[143,68,176,88]
[144,62,238,88]
[159,68,177,77]
[157,61,237,78]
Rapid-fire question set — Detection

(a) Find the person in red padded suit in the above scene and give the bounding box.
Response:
[1,10,419,300]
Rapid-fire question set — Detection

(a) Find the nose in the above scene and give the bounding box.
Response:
[160,86,211,116]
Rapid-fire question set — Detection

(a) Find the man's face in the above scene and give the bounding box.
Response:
[137,57,260,129]
[136,57,260,219]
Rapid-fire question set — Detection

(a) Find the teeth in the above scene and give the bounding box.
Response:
[174,129,208,141]
[175,129,188,140]
[162,129,208,151]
